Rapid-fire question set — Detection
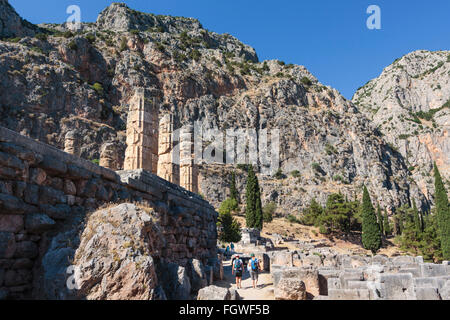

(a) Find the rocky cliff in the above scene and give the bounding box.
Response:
[353,50,450,201]
[0,2,430,213]
[0,0,38,38]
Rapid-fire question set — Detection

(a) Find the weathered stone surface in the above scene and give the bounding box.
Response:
[0,215,23,233]
[0,232,16,259]
[0,0,38,38]
[25,214,55,234]
[328,289,371,300]
[274,278,306,300]
[376,273,416,300]
[71,204,163,300]
[415,287,441,300]
[0,193,36,214]
[13,241,38,259]
[197,285,231,300]
[187,259,207,293]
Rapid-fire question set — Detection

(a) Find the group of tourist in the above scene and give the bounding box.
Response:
[231,253,262,290]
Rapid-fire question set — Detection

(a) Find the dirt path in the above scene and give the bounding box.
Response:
[214,259,275,300]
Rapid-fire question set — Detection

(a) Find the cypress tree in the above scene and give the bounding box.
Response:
[230,171,239,204]
[434,164,450,260]
[254,176,263,230]
[376,203,384,236]
[245,166,263,230]
[246,166,257,228]
[412,201,422,233]
[383,209,391,237]
[361,186,382,254]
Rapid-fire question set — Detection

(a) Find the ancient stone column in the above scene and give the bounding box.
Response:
[100,142,121,170]
[180,125,198,193]
[124,88,159,174]
[64,131,79,156]
[157,114,179,184]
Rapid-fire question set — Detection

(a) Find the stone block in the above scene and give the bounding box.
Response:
[25,213,56,234]
[270,251,293,267]
[0,151,25,170]
[347,280,368,290]
[0,193,36,214]
[272,267,319,297]
[328,289,371,300]
[13,241,38,259]
[4,269,31,287]
[399,267,421,278]
[0,232,16,259]
[40,155,67,175]
[29,168,47,185]
[0,215,24,233]
[415,287,441,300]
[420,264,448,278]
[274,278,306,300]
[392,255,416,266]
[377,273,416,300]
[39,204,71,220]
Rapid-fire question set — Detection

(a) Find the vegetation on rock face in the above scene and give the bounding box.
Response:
[263,202,277,223]
[361,186,382,255]
[245,166,263,230]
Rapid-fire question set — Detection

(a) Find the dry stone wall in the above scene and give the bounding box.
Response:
[0,126,217,299]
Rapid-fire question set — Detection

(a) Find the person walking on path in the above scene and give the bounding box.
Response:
[232,255,244,289]
[248,253,262,289]
[230,242,235,254]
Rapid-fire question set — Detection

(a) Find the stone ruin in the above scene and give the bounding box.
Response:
[123,88,199,193]
[266,248,450,300]
[0,122,218,299]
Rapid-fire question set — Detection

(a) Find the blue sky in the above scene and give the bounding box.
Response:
[10,0,450,99]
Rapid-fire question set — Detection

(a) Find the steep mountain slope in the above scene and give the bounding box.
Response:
[0,2,428,213]
[0,0,38,38]
[353,50,450,200]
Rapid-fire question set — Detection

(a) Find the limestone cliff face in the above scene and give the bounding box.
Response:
[353,50,450,200]
[0,3,429,212]
[0,0,38,38]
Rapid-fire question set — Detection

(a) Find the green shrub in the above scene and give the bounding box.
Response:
[68,41,77,51]
[85,33,96,44]
[301,77,312,86]
[291,170,301,178]
[35,33,48,41]
[63,31,74,38]
[189,49,201,61]
[263,202,277,223]
[119,37,128,52]
[273,168,285,180]
[91,82,104,96]
[312,162,321,172]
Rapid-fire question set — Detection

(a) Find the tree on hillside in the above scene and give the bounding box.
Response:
[263,202,276,223]
[361,186,382,254]
[376,203,384,236]
[245,166,263,230]
[217,198,241,243]
[230,171,239,204]
[300,198,323,226]
[434,163,450,260]
[383,209,391,237]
